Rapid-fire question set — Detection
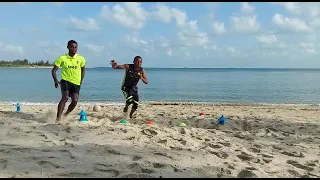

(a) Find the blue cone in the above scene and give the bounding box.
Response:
[79,110,88,122]
[217,115,227,125]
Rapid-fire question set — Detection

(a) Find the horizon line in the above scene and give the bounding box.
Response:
[91,67,320,69]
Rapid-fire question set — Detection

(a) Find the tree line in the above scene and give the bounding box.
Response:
[0,59,53,67]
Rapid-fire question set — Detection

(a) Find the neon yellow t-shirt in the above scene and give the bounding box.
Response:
[54,53,86,85]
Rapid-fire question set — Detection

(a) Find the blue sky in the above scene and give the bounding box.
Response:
[1,2,320,68]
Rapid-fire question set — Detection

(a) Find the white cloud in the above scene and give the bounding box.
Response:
[178,19,208,46]
[63,17,100,32]
[309,19,320,29]
[100,2,148,30]
[35,41,50,48]
[185,51,191,58]
[51,2,64,7]
[85,44,105,53]
[166,49,172,56]
[151,3,173,23]
[271,2,300,14]
[34,41,65,55]
[272,13,312,33]
[151,3,187,28]
[271,2,320,21]
[212,21,227,35]
[0,42,23,53]
[231,15,260,33]
[256,34,278,44]
[158,36,170,48]
[241,2,255,14]
[299,42,317,54]
[151,3,209,47]
[178,28,209,46]
[125,35,154,53]
[204,45,217,51]
[227,47,239,54]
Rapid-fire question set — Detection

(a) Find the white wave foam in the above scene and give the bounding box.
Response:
[0,101,319,107]
[0,101,125,106]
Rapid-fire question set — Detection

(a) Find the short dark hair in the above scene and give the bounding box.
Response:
[134,56,142,61]
[67,40,77,46]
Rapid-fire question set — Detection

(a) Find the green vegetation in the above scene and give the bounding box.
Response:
[0,59,53,67]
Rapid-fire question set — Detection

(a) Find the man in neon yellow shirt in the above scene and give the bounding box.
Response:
[51,40,86,122]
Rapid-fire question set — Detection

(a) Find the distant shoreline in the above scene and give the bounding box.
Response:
[93,67,320,70]
[0,66,52,69]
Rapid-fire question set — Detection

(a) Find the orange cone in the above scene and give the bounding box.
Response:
[146,120,155,126]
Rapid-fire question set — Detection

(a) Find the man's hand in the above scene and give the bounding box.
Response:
[54,81,60,88]
[110,60,117,68]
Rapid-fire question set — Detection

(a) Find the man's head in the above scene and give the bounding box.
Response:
[133,56,142,68]
[67,40,78,56]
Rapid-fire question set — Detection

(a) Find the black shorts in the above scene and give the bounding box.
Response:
[122,88,139,105]
[60,79,81,95]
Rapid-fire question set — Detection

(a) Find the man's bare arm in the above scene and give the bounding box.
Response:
[114,64,129,69]
[140,69,148,84]
[111,60,129,69]
[51,65,59,83]
[81,66,85,85]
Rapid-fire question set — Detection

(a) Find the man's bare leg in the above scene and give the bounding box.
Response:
[64,93,78,116]
[123,103,129,113]
[56,91,69,122]
[129,105,138,118]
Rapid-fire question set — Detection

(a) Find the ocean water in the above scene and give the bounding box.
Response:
[0,67,320,105]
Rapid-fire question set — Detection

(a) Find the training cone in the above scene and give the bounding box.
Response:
[146,120,155,126]
[120,119,127,124]
[79,110,88,122]
[217,115,227,125]
[178,122,186,127]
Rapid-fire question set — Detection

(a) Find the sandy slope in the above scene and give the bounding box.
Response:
[0,103,319,178]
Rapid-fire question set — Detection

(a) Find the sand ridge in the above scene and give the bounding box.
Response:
[0,104,319,178]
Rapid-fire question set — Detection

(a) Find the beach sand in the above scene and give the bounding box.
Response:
[0,103,319,178]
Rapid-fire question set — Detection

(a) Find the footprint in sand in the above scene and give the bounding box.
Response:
[237,169,258,178]
[58,149,75,159]
[207,143,223,149]
[286,160,314,172]
[218,142,231,147]
[179,128,187,135]
[153,162,166,169]
[0,159,8,169]
[118,173,156,178]
[179,139,187,145]
[93,163,120,177]
[208,150,229,159]
[107,149,122,155]
[55,171,93,177]
[250,147,261,153]
[281,151,305,158]
[153,152,173,160]
[125,136,135,141]
[259,153,274,159]
[141,129,158,136]
[37,160,60,169]
[287,169,302,177]
[262,158,272,164]
[237,152,254,161]
[132,156,142,161]
[10,147,31,153]
[127,163,155,174]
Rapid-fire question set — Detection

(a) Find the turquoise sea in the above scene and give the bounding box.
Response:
[0,67,319,105]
